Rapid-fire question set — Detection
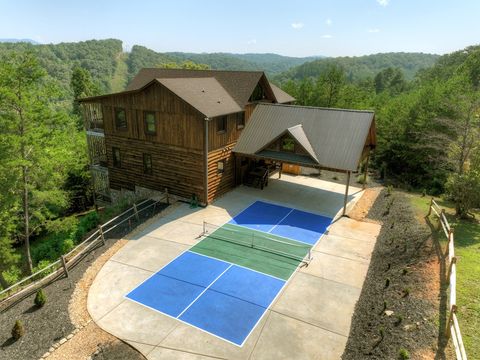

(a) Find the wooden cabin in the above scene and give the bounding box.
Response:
[79,69,295,205]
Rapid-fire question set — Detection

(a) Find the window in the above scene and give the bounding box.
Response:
[217,160,225,174]
[115,108,127,130]
[112,147,121,168]
[143,153,152,174]
[236,112,245,129]
[217,116,227,133]
[282,137,295,152]
[144,111,156,135]
[249,84,265,102]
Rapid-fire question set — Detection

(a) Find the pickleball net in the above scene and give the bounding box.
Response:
[201,221,312,264]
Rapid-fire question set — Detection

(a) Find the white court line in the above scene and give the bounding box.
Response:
[267,208,295,234]
[176,264,233,319]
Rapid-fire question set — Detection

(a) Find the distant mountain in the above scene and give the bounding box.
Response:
[0,38,40,44]
[126,47,321,80]
[275,52,440,83]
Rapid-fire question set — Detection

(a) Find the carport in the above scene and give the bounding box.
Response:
[233,103,376,216]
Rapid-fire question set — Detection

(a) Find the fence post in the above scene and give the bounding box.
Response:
[98,225,105,246]
[133,203,140,221]
[446,257,457,285]
[445,305,457,339]
[165,188,170,205]
[61,255,69,278]
[427,197,433,216]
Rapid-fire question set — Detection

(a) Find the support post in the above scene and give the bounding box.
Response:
[279,163,283,179]
[445,305,457,339]
[61,255,69,278]
[427,197,433,216]
[362,151,370,190]
[165,188,170,205]
[98,225,105,246]
[342,171,351,217]
[133,203,140,221]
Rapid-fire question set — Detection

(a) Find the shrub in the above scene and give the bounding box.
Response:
[386,185,394,196]
[11,320,25,340]
[399,348,410,359]
[34,289,47,307]
[356,174,369,185]
[445,170,480,218]
[62,238,75,254]
[32,260,55,278]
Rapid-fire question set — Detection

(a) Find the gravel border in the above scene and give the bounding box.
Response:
[0,201,169,360]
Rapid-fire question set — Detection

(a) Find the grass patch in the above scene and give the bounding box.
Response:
[408,193,480,358]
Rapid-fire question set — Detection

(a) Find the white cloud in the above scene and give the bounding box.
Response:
[321,34,333,39]
[326,18,332,26]
[291,22,304,29]
[247,39,257,45]
[368,28,380,33]
[377,0,390,6]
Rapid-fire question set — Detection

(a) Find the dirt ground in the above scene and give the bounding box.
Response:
[342,189,450,360]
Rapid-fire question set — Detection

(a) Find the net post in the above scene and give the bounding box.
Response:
[203,221,206,235]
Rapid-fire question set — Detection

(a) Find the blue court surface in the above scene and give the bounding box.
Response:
[126,200,332,346]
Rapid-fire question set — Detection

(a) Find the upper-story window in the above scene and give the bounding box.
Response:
[144,111,156,135]
[236,112,245,130]
[115,107,127,130]
[112,147,121,167]
[143,153,153,174]
[217,116,227,133]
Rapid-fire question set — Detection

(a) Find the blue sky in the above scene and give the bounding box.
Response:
[1,0,479,57]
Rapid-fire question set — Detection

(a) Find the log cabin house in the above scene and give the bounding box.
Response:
[79,68,376,210]
[79,69,295,205]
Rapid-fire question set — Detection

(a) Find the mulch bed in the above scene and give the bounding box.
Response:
[0,201,167,360]
[342,190,448,360]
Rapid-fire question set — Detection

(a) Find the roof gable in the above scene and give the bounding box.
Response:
[157,77,242,118]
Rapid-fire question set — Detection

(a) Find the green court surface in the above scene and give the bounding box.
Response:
[190,223,312,280]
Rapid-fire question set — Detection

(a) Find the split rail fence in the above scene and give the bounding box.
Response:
[0,191,170,310]
[427,199,467,360]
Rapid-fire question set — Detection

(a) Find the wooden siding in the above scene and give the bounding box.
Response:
[100,82,205,150]
[105,136,205,203]
[207,142,237,203]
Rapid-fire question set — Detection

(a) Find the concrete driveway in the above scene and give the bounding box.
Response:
[87,175,381,359]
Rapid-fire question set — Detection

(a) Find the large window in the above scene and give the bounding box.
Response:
[144,111,156,135]
[115,108,127,130]
[236,112,245,130]
[143,153,153,174]
[217,116,227,133]
[112,147,121,168]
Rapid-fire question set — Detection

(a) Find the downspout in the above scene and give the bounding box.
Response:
[204,117,209,205]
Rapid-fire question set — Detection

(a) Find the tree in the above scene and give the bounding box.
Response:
[0,51,75,273]
[445,170,480,218]
[158,60,210,70]
[314,64,346,107]
[374,67,407,95]
[70,65,100,126]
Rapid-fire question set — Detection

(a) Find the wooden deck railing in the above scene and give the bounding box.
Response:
[0,190,170,310]
[427,198,467,360]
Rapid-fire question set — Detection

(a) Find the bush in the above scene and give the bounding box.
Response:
[356,174,369,185]
[62,238,75,254]
[32,260,55,277]
[399,348,410,359]
[445,170,480,218]
[34,289,47,307]
[11,320,25,340]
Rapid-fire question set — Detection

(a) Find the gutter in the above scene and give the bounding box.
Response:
[204,117,210,205]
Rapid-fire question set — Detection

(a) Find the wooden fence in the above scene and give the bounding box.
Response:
[0,191,170,310]
[427,199,467,360]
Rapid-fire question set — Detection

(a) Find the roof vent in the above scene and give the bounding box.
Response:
[217,100,221,104]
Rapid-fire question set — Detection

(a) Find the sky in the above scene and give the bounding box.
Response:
[1,0,479,57]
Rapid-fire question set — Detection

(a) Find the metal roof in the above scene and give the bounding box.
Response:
[157,77,242,118]
[234,103,375,172]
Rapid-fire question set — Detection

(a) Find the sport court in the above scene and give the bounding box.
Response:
[126,200,332,346]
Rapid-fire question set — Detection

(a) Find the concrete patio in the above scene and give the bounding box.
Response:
[87,174,381,359]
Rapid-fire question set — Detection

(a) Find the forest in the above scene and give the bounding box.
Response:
[0,39,478,292]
